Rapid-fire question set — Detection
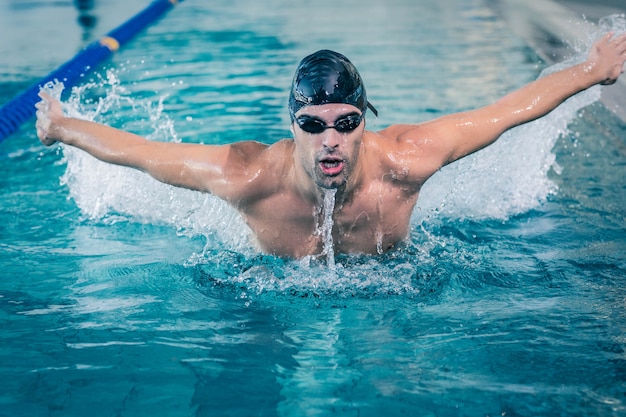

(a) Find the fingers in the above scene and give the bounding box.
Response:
[607,32,626,50]
[599,31,626,48]
[35,83,65,146]
[600,31,626,68]
[36,91,56,111]
[616,33,626,55]
[35,110,51,144]
[35,98,49,113]
[35,91,55,145]
[35,93,50,119]
[38,91,54,101]
[35,91,53,118]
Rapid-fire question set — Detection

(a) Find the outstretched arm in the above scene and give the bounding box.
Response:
[389,32,626,176]
[35,92,266,201]
[444,32,626,163]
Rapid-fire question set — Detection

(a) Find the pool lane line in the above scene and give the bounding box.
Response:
[0,0,184,143]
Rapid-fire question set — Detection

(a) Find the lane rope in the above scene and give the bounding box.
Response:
[0,0,184,142]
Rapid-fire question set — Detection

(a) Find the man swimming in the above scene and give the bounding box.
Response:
[36,33,626,258]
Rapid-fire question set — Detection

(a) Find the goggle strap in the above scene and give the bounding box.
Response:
[367,101,378,117]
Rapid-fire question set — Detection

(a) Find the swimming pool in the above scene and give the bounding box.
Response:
[1,0,625,415]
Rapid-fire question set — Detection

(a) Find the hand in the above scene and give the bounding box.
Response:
[586,32,626,85]
[35,91,65,146]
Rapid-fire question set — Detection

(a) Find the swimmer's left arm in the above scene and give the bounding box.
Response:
[417,32,626,167]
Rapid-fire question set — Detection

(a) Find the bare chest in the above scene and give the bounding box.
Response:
[243,183,418,257]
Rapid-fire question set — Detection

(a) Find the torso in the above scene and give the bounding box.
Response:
[243,176,419,257]
[233,130,431,258]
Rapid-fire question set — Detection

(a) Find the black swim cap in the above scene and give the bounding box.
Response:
[289,50,377,120]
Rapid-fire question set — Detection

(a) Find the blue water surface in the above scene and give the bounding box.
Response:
[1,0,625,416]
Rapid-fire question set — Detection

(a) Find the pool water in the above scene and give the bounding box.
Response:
[1,0,626,416]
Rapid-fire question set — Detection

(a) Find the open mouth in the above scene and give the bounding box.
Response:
[319,158,345,176]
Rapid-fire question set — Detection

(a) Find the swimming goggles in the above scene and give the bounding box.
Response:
[296,114,363,134]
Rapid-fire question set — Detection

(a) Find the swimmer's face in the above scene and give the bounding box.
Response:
[292,103,365,190]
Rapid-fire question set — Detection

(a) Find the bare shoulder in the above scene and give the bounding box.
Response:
[370,122,444,152]
[364,123,448,184]
[222,139,291,172]
[223,139,294,206]
[374,120,448,146]
[245,139,293,173]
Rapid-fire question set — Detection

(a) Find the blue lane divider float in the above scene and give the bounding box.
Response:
[0,0,183,143]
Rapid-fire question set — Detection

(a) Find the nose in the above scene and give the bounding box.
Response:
[321,129,341,149]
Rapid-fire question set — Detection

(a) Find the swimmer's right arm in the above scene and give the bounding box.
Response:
[36,93,160,157]
[35,92,262,199]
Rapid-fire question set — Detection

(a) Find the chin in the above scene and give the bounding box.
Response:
[317,177,346,190]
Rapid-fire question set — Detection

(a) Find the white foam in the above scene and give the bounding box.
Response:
[414,82,601,223]
[51,58,601,248]
[42,77,253,255]
[412,11,623,224]
[42,15,621,296]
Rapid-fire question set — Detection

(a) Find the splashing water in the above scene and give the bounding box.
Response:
[413,14,626,224]
[413,82,600,223]
[41,75,253,257]
[321,189,337,269]
[598,14,626,42]
[40,15,626,298]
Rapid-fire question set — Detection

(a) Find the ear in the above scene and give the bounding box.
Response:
[290,123,295,137]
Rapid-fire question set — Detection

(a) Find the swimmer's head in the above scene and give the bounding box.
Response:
[288,50,377,121]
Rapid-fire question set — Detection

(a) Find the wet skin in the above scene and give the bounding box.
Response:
[36,33,626,257]
[239,104,421,257]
